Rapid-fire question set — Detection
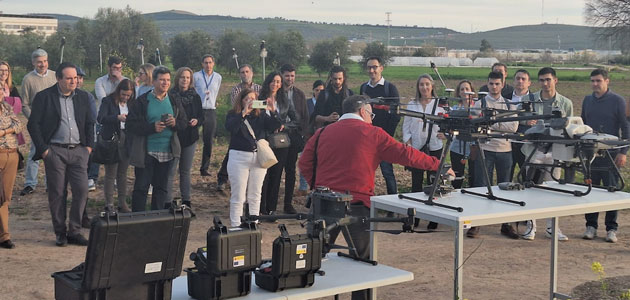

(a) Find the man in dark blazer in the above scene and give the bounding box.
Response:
[27,62,95,247]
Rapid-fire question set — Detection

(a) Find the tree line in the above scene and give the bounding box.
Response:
[0,6,393,83]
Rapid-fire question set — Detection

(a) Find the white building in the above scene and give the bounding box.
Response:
[0,14,58,37]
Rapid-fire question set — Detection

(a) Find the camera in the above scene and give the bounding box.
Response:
[252,100,267,109]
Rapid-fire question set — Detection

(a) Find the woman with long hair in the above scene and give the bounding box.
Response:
[402,74,444,229]
[97,79,136,212]
[258,71,297,217]
[450,80,477,189]
[0,84,23,249]
[166,67,203,210]
[0,62,24,146]
[225,88,280,226]
[135,63,155,98]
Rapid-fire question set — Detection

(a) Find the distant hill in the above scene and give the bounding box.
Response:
[31,13,80,23]
[39,10,608,50]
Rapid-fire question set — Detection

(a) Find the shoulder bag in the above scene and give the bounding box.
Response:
[91,132,120,165]
[244,119,278,169]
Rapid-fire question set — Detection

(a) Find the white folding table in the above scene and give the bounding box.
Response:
[369,182,630,300]
[171,254,414,300]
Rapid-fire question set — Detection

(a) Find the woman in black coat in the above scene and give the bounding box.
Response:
[166,67,203,209]
[97,79,135,212]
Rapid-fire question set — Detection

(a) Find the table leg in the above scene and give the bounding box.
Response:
[369,205,377,300]
[549,217,571,300]
[454,223,463,300]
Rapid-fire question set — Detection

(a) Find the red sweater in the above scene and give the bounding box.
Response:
[299,118,440,207]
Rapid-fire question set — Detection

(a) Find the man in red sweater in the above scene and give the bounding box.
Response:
[299,95,452,300]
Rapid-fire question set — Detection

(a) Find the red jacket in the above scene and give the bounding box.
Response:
[299,118,440,207]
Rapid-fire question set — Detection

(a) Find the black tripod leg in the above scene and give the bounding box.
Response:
[476,141,495,196]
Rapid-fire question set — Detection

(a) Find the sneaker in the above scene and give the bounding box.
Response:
[67,234,89,246]
[20,186,34,196]
[520,220,536,240]
[501,223,519,239]
[545,227,569,241]
[88,179,96,191]
[583,226,597,240]
[606,230,618,243]
[466,227,480,238]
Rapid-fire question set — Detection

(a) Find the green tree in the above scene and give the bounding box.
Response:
[216,30,258,74]
[359,41,392,69]
[261,29,306,69]
[43,28,87,72]
[480,39,493,53]
[169,30,214,70]
[307,37,349,76]
[412,42,439,57]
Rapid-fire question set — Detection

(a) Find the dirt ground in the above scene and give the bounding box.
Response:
[3,77,630,299]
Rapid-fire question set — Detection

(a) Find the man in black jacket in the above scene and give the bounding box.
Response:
[27,62,95,247]
[478,62,514,100]
[359,56,401,195]
[126,66,188,212]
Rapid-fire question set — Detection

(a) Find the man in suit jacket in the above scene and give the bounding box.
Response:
[27,62,95,247]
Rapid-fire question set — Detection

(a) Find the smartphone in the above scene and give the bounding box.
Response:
[160,113,171,122]
[252,100,267,109]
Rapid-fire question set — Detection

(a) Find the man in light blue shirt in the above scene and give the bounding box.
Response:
[193,54,222,176]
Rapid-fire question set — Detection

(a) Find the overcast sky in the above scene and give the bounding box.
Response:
[3,0,586,32]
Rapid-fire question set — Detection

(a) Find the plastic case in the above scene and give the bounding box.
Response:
[52,207,192,300]
[255,224,322,292]
[186,218,261,300]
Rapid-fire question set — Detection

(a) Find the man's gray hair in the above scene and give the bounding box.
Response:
[239,64,253,72]
[342,95,371,114]
[31,49,48,61]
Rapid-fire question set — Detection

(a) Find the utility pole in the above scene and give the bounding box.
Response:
[541,0,544,24]
[386,12,392,49]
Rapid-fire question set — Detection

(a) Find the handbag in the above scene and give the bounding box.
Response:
[17,149,24,170]
[91,131,120,164]
[267,131,291,149]
[244,119,278,169]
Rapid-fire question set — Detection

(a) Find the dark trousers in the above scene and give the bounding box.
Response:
[510,142,526,183]
[283,142,301,208]
[260,147,289,214]
[379,161,397,194]
[474,150,512,187]
[217,152,229,184]
[200,109,217,173]
[585,156,619,231]
[326,204,371,300]
[450,151,476,189]
[131,155,172,212]
[43,145,90,236]
[410,149,442,192]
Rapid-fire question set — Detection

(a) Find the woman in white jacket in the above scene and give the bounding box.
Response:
[402,74,445,229]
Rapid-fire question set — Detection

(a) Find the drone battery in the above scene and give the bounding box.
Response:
[205,220,262,275]
[185,268,252,300]
[310,189,352,223]
[52,207,191,300]
[255,230,322,292]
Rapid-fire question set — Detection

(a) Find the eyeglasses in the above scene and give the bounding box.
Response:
[366,65,380,70]
[369,112,375,120]
[0,69,9,73]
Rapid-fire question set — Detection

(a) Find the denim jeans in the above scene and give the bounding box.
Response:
[131,155,172,212]
[585,156,619,231]
[379,161,397,194]
[474,150,512,187]
[167,141,197,203]
[24,142,41,188]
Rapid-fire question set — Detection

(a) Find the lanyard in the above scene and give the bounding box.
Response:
[202,71,215,91]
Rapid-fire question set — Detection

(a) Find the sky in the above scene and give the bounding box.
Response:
[2,0,587,32]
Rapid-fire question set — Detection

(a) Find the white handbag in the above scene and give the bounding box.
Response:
[244,119,278,169]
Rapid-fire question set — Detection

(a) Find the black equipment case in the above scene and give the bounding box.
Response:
[186,217,261,300]
[255,224,322,292]
[52,207,192,300]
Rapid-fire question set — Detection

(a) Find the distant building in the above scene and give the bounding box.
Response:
[0,14,58,37]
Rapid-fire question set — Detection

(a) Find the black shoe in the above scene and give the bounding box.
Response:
[82,217,91,229]
[67,234,88,246]
[467,227,480,238]
[261,211,278,223]
[56,234,68,247]
[0,240,15,249]
[182,202,196,218]
[414,218,420,228]
[284,205,297,214]
[200,170,211,177]
[20,186,34,196]
[500,223,519,239]
[427,222,438,231]
[216,182,224,192]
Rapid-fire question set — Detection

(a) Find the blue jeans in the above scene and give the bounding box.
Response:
[474,150,512,187]
[167,142,197,203]
[380,161,397,194]
[585,156,619,231]
[131,155,172,212]
[24,142,41,188]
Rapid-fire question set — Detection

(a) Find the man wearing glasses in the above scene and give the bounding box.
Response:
[300,95,453,300]
[94,56,127,101]
[359,56,401,196]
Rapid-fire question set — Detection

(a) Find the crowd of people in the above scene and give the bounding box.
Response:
[0,48,627,261]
